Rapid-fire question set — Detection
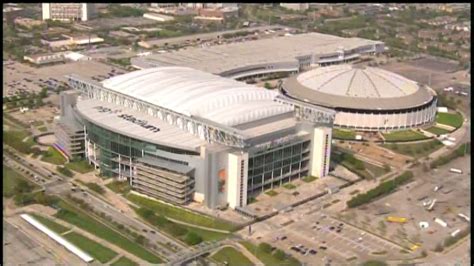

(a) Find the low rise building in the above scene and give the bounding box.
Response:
[143,12,175,22]
[41,34,104,48]
[14,17,45,29]
[23,53,65,65]
[280,3,310,11]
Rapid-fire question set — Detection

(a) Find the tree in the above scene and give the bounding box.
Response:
[273,249,286,260]
[135,235,146,245]
[184,232,203,245]
[258,242,273,253]
[264,82,272,89]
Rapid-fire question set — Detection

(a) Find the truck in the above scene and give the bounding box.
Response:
[457,213,470,222]
[386,216,407,223]
[427,199,437,211]
[449,168,463,174]
[434,218,448,228]
[451,229,461,237]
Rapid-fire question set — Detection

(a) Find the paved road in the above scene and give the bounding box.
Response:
[70,189,189,259]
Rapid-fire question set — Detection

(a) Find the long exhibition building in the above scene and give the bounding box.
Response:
[64,67,335,210]
[131,32,385,80]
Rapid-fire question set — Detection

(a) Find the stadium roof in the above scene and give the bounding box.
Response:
[283,65,435,110]
[101,67,293,127]
[131,32,383,74]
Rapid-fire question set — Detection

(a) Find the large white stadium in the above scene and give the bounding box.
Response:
[65,67,334,210]
[281,64,438,131]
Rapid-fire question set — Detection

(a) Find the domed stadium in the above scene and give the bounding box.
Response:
[281,64,438,131]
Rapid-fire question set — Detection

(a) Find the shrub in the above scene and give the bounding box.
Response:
[347,171,413,208]
[56,166,74,177]
[273,249,286,260]
[258,242,273,253]
[184,232,203,245]
[433,243,444,252]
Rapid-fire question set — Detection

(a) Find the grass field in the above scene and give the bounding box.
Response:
[3,165,38,198]
[383,140,443,158]
[302,176,317,183]
[106,181,131,194]
[436,112,463,128]
[3,129,36,154]
[41,146,67,165]
[265,190,278,196]
[37,126,48,132]
[127,193,236,231]
[364,162,389,178]
[210,247,254,266]
[32,121,44,127]
[63,232,118,263]
[65,160,94,174]
[111,256,138,266]
[240,241,300,266]
[55,201,162,263]
[424,126,452,136]
[283,183,297,190]
[30,213,70,234]
[382,130,429,142]
[333,129,356,140]
[181,225,230,242]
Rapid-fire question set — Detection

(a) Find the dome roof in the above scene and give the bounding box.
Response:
[283,64,436,110]
[296,64,419,99]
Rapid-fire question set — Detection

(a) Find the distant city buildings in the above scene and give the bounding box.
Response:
[42,3,96,21]
[280,3,310,11]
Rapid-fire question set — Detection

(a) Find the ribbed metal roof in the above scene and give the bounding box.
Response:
[101,67,292,127]
[284,65,436,110]
[296,65,419,98]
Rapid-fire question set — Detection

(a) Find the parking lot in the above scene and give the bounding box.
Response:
[3,60,126,97]
[339,155,470,253]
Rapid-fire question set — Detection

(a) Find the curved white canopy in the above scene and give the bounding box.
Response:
[102,67,292,126]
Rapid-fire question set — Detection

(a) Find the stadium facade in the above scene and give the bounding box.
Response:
[281,64,438,131]
[64,67,335,210]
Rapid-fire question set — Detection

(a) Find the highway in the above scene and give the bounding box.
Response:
[69,188,190,259]
[4,146,192,261]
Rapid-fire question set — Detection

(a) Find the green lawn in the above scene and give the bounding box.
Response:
[382,130,429,142]
[211,247,254,266]
[83,182,105,194]
[181,225,230,242]
[424,126,452,136]
[364,162,389,178]
[63,232,118,263]
[54,201,162,264]
[127,193,237,231]
[3,165,38,198]
[30,213,70,234]
[41,146,67,165]
[32,120,44,127]
[302,176,317,183]
[383,140,443,158]
[283,183,296,190]
[3,129,36,154]
[436,112,463,128]
[240,241,300,266]
[333,129,356,140]
[265,190,278,196]
[106,181,131,194]
[65,160,94,174]
[111,256,138,266]
[37,126,48,132]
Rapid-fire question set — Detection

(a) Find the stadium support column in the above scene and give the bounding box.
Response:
[309,127,332,178]
[227,152,249,209]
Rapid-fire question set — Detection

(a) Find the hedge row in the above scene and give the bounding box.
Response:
[347,171,413,208]
[430,142,470,168]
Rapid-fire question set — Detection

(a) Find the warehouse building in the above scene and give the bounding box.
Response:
[64,67,335,209]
